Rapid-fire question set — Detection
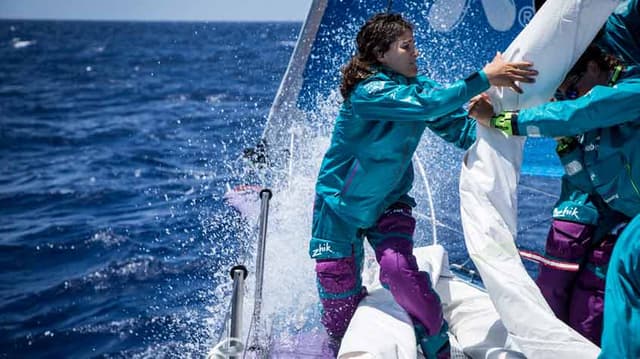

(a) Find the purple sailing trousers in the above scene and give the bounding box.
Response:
[314,203,444,340]
[536,219,618,345]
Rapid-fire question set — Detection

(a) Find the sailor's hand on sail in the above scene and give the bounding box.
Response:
[482,52,538,94]
[468,93,494,126]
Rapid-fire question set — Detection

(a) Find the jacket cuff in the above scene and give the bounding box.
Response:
[490,111,519,135]
[464,70,490,96]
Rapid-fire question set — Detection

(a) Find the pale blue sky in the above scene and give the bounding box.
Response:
[0,0,313,21]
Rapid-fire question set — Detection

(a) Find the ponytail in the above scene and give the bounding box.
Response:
[340,56,375,99]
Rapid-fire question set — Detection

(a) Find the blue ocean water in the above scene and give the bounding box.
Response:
[1,20,300,358]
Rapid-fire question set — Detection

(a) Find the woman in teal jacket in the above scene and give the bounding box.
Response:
[310,13,536,357]
[472,45,640,358]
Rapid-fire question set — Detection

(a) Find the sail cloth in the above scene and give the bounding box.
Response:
[337,246,450,359]
[338,245,522,359]
[460,0,621,358]
[336,247,446,359]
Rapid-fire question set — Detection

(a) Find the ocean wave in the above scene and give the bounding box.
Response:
[84,256,167,290]
[86,230,128,247]
[0,20,300,357]
[278,40,297,48]
[205,94,225,104]
[11,37,36,49]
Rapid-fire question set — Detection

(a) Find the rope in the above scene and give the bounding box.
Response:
[413,153,438,245]
[386,0,393,13]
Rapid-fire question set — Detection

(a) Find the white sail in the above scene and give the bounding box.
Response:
[459,0,621,357]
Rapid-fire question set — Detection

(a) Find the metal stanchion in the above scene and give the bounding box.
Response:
[209,265,249,359]
[247,188,272,355]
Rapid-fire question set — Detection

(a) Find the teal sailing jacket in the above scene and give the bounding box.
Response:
[315,67,489,228]
[514,66,640,218]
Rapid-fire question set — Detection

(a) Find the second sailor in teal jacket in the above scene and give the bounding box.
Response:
[486,61,640,219]
[472,44,640,358]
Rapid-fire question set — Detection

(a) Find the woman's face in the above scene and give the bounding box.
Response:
[556,60,608,100]
[377,30,419,78]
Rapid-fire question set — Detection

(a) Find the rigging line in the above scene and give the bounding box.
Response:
[413,153,438,245]
[287,128,295,188]
[242,314,253,359]
[518,183,558,198]
[517,216,553,234]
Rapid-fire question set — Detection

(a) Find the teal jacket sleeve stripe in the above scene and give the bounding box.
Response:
[516,78,640,137]
[350,70,490,122]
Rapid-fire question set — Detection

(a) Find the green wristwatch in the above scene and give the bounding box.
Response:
[490,111,519,135]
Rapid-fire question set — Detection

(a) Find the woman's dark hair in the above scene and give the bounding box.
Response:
[340,13,413,100]
[567,44,620,78]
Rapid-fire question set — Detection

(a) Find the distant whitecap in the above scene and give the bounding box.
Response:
[206,94,225,104]
[279,40,297,48]
[50,188,75,195]
[87,231,127,247]
[12,37,36,49]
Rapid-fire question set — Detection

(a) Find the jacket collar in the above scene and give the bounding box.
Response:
[372,64,412,85]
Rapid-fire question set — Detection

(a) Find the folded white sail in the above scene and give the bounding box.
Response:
[460,0,621,357]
